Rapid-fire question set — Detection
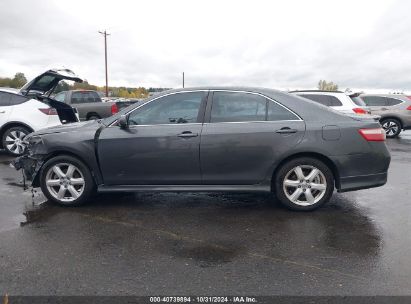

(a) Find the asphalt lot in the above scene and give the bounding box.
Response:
[0,133,410,296]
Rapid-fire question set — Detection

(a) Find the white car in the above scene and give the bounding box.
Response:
[0,69,81,155]
[290,90,370,115]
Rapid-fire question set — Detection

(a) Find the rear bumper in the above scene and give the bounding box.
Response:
[338,172,387,192]
[330,145,391,193]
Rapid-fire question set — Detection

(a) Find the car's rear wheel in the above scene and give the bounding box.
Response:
[39,155,95,206]
[2,126,31,156]
[274,157,334,211]
[381,118,401,138]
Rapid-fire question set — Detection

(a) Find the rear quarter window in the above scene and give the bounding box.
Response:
[299,94,330,106]
[328,96,343,106]
[386,98,403,106]
[71,92,85,104]
[361,96,387,106]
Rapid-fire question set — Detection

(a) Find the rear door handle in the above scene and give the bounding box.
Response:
[177,131,198,138]
[276,128,298,134]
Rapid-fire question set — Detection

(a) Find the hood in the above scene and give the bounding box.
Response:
[20,68,83,96]
[34,120,99,136]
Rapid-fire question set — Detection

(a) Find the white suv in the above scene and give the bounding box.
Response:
[290,90,370,115]
[0,69,81,155]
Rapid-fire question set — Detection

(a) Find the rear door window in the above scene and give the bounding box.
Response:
[71,92,86,104]
[361,96,387,106]
[0,92,12,106]
[0,92,27,106]
[267,101,299,121]
[210,92,266,123]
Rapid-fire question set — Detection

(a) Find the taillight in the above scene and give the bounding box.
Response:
[358,128,386,142]
[39,108,58,115]
[353,108,367,114]
[406,105,411,111]
[111,104,118,114]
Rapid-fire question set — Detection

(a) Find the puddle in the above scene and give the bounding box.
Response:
[20,188,51,226]
[170,242,243,267]
[6,182,24,188]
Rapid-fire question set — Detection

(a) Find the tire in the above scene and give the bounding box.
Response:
[381,118,401,138]
[2,126,31,156]
[39,155,95,206]
[87,115,101,121]
[274,157,334,211]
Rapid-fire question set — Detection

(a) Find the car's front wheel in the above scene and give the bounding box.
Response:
[40,155,95,206]
[274,157,334,211]
[381,118,401,138]
[2,126,31,156]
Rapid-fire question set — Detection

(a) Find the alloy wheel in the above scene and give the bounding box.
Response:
[382,121,399,137]
[283,165,327,206]
[45,163,85,202]
[5,129,28,155]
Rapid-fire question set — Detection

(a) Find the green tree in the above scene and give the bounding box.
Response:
[318,80,338,91]
[0,77,12,87]
[9,72,27,88]
[54,81,71,93]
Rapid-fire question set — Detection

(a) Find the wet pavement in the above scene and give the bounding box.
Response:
[0,133,410,296]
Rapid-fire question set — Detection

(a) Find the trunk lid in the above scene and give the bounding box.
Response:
[20,68,83,124]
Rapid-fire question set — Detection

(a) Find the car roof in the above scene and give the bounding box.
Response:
[289,90,344,94]
[360,93,408,97]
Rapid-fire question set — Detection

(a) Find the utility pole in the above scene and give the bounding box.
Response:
[98,30,110,97]
[182,72,185,88]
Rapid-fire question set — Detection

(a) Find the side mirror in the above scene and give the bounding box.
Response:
[118,115,128,129]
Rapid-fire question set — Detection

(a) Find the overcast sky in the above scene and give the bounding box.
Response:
[0,0,410,92]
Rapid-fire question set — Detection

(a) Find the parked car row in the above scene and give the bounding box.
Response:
[290,90,411,138]
[352,94,411,138]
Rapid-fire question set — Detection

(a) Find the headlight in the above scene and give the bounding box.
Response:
[23,135,44,150]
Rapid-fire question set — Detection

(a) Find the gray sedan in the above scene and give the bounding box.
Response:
[14,87,391,211]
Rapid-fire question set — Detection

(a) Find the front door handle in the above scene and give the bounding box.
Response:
[0,111,5,114]
[276,127,298,134]
[177,131,198,138]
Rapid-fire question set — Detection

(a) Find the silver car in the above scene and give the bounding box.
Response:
[359,94,411,138]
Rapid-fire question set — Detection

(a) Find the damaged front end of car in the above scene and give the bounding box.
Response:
[12,134,48,188]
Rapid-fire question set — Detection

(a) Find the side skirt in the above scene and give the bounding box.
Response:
[97,184,271,193]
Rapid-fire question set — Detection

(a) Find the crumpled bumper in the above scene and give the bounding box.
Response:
[12,155,45,185]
